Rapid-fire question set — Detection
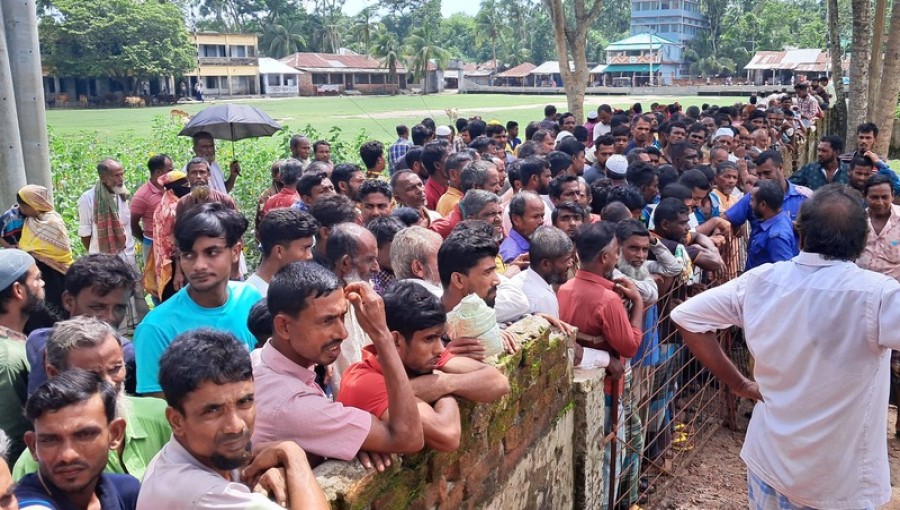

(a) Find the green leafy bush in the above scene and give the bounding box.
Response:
[49,115,371,270]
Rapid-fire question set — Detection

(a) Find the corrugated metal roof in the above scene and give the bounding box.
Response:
[590,64,608,73]
[280,52,406,72]
[605,33,678,51]
[531,61,574,74]
[259,58,303,75]
[744,51,786,70]
[497,62,537,78]
[744,49,829,71]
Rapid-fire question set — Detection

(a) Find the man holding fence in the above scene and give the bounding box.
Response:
[672,184,900,509]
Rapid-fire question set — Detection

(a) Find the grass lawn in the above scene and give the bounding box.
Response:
[45,92,734,142]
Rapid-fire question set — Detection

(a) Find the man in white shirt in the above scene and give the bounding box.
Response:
[247,209,317,295]
[591,104,613,142]
[671,184,900,510]
[191,131,241,194]
[77,159,136,268]
[512,225,573,318]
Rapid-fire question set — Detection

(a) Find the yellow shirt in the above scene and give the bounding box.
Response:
[436,186,463,217]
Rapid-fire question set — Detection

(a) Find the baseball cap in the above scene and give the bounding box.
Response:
[0,249,35,291]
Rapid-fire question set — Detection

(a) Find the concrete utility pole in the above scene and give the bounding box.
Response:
[2,0,53,195]
[0,4,28,208]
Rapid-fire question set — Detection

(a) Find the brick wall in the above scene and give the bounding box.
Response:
[313,315,576,509]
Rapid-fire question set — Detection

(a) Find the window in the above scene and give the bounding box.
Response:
[354,73,370,84]
[312,74,328,85]
[267,75,280,86]
[201,45,226,57]
[371,73,385,84]
[205,76,219,89]
[231,45,247,58]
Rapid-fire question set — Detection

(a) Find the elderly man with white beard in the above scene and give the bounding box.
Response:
[324,222,381,396]
[611,218,683,503]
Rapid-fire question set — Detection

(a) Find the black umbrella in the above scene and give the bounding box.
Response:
[178,103,282,154]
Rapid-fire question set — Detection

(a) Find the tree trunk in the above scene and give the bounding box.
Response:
[873,0,900,156]
[543,0,604,123]
[846,0,872,149]
[867,0,886,110]
[826,0,847,143]
[1,0,51,193]
[0,6,28,207]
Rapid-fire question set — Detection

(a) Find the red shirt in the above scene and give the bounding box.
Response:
[262,188,301,216]
[429,205,462,239]
[424,178,447,212]
[130,182,164,239]
[338,345,454,418]
[557,269,642,395]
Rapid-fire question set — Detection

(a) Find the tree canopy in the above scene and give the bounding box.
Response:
[40,0,195,90]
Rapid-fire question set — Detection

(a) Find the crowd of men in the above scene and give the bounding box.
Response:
[1,87,899,509]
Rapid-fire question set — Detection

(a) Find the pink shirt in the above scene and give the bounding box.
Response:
[130,182,164,239]
[250,343,371,461]
[857,205,900,282]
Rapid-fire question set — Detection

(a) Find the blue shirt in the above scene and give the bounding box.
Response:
[724,180,810,232]
[499,229,530,264]
[0,205,23,245]
[134,282,262,394]
[745,210,798,270]
[15,472,140,510]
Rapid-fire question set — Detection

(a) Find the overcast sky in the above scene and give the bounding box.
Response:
[341,0,480,17]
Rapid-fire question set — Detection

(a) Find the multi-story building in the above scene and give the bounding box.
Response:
[186,32,260,97]
[629,0,706,43]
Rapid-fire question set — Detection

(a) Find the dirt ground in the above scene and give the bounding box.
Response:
[652,403,900,509]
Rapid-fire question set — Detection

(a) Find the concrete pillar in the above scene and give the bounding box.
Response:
[0,5,27,207]
[2,0,52,193]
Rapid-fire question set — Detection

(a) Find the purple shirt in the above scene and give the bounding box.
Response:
[499,229,530,264]
[251,342,371,461]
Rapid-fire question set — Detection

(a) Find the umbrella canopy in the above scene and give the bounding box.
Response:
[178,104,281,141]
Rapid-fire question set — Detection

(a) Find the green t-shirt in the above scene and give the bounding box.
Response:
[13,395,171,481]
[0,327,30,461]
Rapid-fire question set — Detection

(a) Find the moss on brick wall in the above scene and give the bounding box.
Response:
[314,315,574,509]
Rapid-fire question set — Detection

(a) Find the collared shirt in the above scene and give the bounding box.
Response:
[17,472,140,510]
[78,188,136,266]
[436,186,463,217]
[137,437,283,510]
[371,270,396,296]
[711,188,742,212]
[0,205,24,246]
[13,396,171,481]
[130,182,164,240]
[251,342,371,462]
[26,328,135,396]
[261,187,300,215]
[558,270,642,395]
[745,210,798,270]
[424,178,447,211]
[511,268,558,317]
[583,164,606,185]
[725,181,810,238]
[499,229,530,264]
[0,325,29,461]
[388,138,412,173]
[796,94,820,120]
[671,252,900,509]
[788,161,849,190]
[338,345,453,419]
[429,206,460,239]
[182,161,228,194]
[857,205,900,281]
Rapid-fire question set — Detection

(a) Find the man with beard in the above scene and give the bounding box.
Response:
[422,140,451,211]
[839,122,900,194]
[331,164,366,204]
[135,204,262,397]
[78,159,136,269]
[500,192,545,264]
[175,158,237,218]
[16,370,139,509]
[14,317,170,481]
[0,249,44,460]
[558,221,643,508]
[338,281,509,452]
[289,135,312,171]
[436,152,475,217]
[140,329,327,509]
[848,156,876,195]
[391,171,441,227]
[670,142,701,174]
[511,226,573,317]
[391,226,444,298]
[789,135,848,190]
[438,229,501,317]
[324,223,381,394]
[252,263,423,470]
[190,131,240,194]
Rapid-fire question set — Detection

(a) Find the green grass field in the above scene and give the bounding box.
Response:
[46,92,732,141]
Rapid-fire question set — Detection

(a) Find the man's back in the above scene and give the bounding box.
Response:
[672,253,900,508]
[134,282,261,394]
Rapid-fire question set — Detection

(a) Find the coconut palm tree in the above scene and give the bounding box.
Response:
[263,18,306,59]
[403,26,451,95]
[371,29,403,93]
[349,7,383,56]
[475,0,503,68]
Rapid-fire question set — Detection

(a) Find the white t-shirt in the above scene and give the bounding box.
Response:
[511,268,559,318]
[77,188,136,268]
[592,122,611,141]
[245,273,268,295]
